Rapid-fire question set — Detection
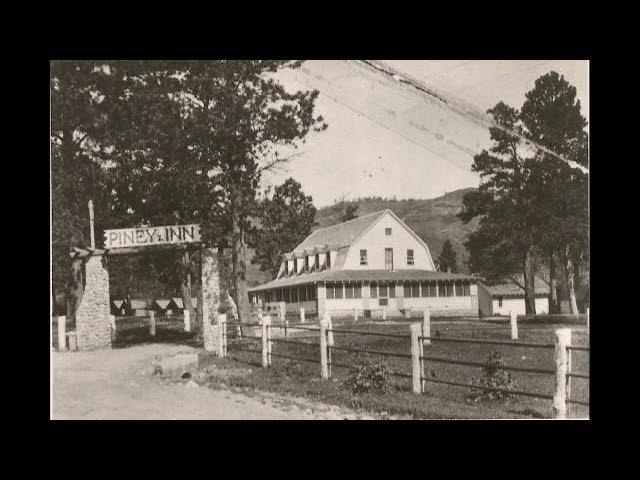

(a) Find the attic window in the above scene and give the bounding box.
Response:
[385,227,392,235]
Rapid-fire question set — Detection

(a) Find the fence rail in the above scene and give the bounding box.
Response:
[215,312,589,418]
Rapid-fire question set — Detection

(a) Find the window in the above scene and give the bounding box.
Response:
[335,282,344,299]
[442,282,454,297]
[345,283,354,299]
[284,261,289,275]
[379,283,388,298]
[315,253,320,269]
[385,227,392,235]
[498,297,503,307]
[385,248,393,270]
[307,284,316,300]
[360,249,368,265]
[370,283,378,298]
[455,282,464,296]
[389,283,396,298]
[455,282,470,296]
[326,251,331,268]
[404,282,419,298]
[293,258,298,273]
[379,298,388,306]
[326,283,335,299]
[422,282,437,297]
[305,256,309,272]
[291,287,298,303]
[276,289,283,302]
[407,249,414,265]
[353,284,362,299]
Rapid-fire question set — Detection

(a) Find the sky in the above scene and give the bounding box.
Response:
[261,60,589,207]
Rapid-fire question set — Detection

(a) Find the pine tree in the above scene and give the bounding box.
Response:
[438,239,458,273]
[250,178,317,277]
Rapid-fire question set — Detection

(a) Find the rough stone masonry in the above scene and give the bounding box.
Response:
[76,254,111,350]
[201,247,222,353]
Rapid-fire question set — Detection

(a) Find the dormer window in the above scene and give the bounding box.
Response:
[284,261,289,275]
[385,227,392,235]
[326,251,331,269]
[305,255,309,272]
[293,258,298,273]
[360,249,367,265]
[315,253,320,269]
[407,249,414,265]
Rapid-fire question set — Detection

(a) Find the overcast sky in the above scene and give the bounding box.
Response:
[262,60,589,207]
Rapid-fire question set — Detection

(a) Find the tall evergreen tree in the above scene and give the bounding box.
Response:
[341,203,359,222]
[250,178,317,277]
[438,239,458,273]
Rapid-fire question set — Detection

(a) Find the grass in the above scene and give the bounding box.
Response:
[210,318,589,419]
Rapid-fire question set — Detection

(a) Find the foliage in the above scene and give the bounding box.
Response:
[341,203,359,222]
[249,178,317,277]
[459,71,589,313]
[344,359,392,395]
[437,239,458,273]
[468,351,517,402]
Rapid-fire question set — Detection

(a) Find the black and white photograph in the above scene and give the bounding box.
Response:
[50,60,589,420]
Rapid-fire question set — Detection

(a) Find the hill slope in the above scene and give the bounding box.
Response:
[314,188,479,273]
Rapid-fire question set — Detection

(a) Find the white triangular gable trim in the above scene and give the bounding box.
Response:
[349,210,436,270]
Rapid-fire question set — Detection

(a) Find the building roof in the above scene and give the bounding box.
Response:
[248,269,481,292]
[154,299,172,310]
[171,297,198,309]
[292,210,387,254]
[481,276,550,298]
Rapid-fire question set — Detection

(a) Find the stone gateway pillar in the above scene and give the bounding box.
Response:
[201,247,223,353]
[76,254,111,350]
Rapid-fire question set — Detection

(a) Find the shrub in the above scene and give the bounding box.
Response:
[468,351,517,402]
[344,359,392,395]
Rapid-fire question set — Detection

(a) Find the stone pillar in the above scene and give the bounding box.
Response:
[202,247,222,353]
[76,254,111,350]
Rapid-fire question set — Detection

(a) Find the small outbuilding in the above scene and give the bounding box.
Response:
[477,276,550,317]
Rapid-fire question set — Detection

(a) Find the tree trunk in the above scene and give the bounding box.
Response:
[230,185,252,323]
[565,246,579,314]
[523,252,537,315]
[180,251,196,330]
[549,252,560,314]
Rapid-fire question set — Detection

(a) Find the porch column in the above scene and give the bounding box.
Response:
[317,282,326,318]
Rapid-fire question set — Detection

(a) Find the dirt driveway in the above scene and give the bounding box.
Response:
[51,344,369,420]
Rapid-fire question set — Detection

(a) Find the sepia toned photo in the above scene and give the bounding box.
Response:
[50,60,589,420]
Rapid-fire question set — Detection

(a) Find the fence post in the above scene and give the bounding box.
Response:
[217,313,227,358]
[553,328,572,419]
[284,318,289,338]
[510,310,518,340]
[410,323,423,394]
[324,312,334,347]
[319,317,329,379]
[382,305,387,321]
[586,307,589,334]
[422,308,431,346]
[183,309,191,333]
[262,315,271,368]
[149,311,156,336]
[109,314,116,343]
[354,307,358,322]
[300,307,305,324]
[57,316,67,351]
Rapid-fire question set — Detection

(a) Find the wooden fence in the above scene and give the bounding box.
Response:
[224,311,589,419]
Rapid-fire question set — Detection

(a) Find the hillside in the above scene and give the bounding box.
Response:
[313,188,479,273]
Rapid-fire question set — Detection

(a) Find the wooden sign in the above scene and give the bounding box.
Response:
[103,224,201,249]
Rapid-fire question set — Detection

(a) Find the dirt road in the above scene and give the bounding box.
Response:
[51,344,369,420]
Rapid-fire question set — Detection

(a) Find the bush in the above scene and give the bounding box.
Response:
[344,359,392,395]
[468,351,517,402]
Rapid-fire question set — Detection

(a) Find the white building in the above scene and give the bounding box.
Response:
[477,276,550,317]
[248,209,481,318]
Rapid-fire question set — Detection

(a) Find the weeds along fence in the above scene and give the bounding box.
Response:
[224,313,589,419]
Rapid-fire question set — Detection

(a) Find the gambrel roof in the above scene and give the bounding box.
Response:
[293,210,387,254]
